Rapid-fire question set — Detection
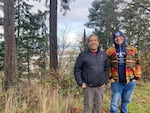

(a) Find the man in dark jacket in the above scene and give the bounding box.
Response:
[74,34,109,113]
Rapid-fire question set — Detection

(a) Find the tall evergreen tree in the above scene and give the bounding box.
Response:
[49,0,58,71]
[0,41,4,71]
[121,0,150,48]
[0,0,4,72]
[86,0,120,50]
[15,0,48,78]
[120,0,150,62]
[43,0,73,71]
[4,0,17,90]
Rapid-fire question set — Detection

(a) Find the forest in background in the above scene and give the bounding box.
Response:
[0,0,150,112]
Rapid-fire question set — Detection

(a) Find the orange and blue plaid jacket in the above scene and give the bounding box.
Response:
[106,45,142,83]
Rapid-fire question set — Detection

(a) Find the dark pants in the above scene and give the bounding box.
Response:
[83,85,105,113]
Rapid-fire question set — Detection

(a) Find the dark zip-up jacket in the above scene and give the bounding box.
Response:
[74,49,109,87]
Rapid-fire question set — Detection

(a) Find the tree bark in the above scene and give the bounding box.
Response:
[4,0,17,91]
[49,0,58,71]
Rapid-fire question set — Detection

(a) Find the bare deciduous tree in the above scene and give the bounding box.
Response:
[58,28,70,68]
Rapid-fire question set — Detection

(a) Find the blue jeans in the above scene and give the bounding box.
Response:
[110,81,136,113]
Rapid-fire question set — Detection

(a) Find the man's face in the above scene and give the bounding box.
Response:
[88,35,99,50]
[114,36,124,45]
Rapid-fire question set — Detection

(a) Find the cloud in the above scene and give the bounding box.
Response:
[57,24,82,47]
[0,10,3,17]
[29,0,94,46]
[58,22,93,47]
[29,0,94,23]
[1,0,95,44]
[58,0,94,23]
[57,0,94,45]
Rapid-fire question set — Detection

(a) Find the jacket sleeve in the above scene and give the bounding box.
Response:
[74,53,84,86]
[105,48,112,79]
[132,47,142,79]
[104,54,110,84]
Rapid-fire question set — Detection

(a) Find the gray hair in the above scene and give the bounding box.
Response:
[87,34,99,43]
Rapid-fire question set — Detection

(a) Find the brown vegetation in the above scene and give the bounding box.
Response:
[142,62,150,82]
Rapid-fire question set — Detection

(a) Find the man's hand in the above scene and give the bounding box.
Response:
[110,78,115,83]
[82,83,87,89]
[132,79,136,82]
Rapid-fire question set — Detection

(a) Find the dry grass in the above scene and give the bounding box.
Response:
[0,81,149,113]
[0,83,76,113]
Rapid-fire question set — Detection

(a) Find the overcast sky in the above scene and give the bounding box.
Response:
[30,0,94,46]
[0,0,95,44]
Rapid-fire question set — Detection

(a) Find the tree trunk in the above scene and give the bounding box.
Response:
[49,0,58,71]
[4,0,17,91]
[83,29,87,50]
